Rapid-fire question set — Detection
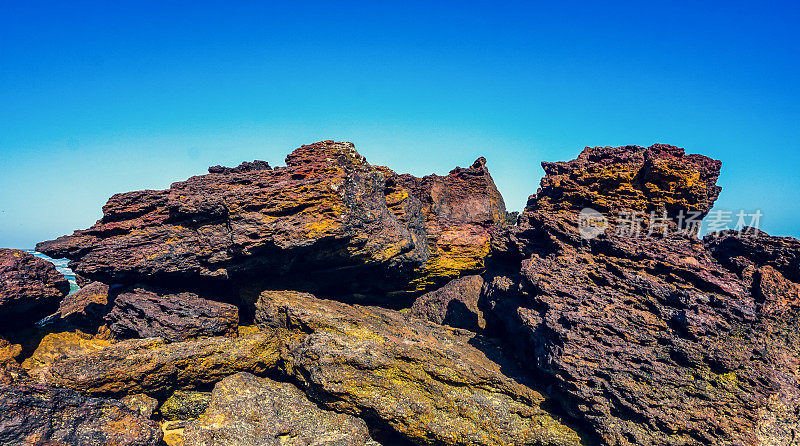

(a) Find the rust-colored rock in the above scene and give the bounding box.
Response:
[256,290,584,446]
[105,287,239,341]
[408,274,485,331]
[526,144,722,220]
[36,141,507,305]
[183,372,374,446]
[481,146,799,445]
[0,383,162,445]
[25,330,279,397]
[0,249,69,329]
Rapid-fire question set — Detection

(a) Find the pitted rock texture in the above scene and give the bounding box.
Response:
[527,144,722,220]
[26,330,279,397]
[120,393,159,419]
[481,146,799,445]
[36,141,507,304]
[160,390,212,421]
[183,372,374,446]
[0,383,162,445]
[0,249,69,328]
[49,281,111,329]
[408,274,485,331]
[256,290,584,446]
[105,287,239,341]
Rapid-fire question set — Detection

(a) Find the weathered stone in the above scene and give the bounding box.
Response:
[704,228,800,283]
[162,421,187,446]
[105,287,238,341]
[43,281,111,330]
[0,337,21,365]
[183,372,373,446]
[527,143,722,219]
[37,141,507,304]
[26,330,279,396]
[256,290,583,446]
[0,249,69,329]
[120,393,159,418]
[481,146,799,445]
[408,274,485,331]
[21,330,110,371]
[159,390,212,421]
[0,383,162,445]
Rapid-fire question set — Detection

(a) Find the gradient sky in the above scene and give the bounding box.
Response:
[1,1,798,248]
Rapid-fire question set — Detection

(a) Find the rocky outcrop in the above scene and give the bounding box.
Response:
[160,390,212,421]
[0,383,162,445]
[408,274,485,331]
[25,330,278,397]
[0,249,69,329]
[528,144,722,219]
[256,290,584,446]
[36,141,507,305]
[105,288,239,341]
[481,145,800,445]
[183,372,374,446]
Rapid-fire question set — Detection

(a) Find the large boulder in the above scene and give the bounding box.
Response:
[0,249,69,329]
[183,372,374,446]
[256,290,584,446]
[105,287,239,341]
[36,141,507,305]
[0,383,162,445]
[482,145,800,445]
[528,143,722,218]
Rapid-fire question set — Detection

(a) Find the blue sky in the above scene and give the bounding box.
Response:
[1,1,798,248]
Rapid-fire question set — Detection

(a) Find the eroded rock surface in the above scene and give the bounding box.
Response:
[160,390,212,421]
[26,330,278,397]
[0,383,162,445]
[408,274,485,331]
[482,145,800,445]
[183,372,374,446]
[105,288,239,341]
[256,290,583,446]
[0,249,69,328]
[37,141,507,304]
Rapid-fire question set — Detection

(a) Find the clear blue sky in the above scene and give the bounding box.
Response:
[1,1,798,248]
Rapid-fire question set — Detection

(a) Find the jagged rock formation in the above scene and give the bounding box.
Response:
[529,144,722,219]
[4,140,800,445]
[36,141,507,305]
[0,249,69,329]
[482,145,800,445]
[256,290,584,446]
[183,372,375,446]
[0,383,162,445]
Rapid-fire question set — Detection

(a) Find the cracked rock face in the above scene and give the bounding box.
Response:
[256,290,584,446]
[0,249,69,329]
[36,141,507,305]
[0,383,162,446]
[482,145,800,445]
[183,372,374,446]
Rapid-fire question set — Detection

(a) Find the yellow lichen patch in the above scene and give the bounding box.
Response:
[303,218,340,238]
[410,226,491,292]
[22,331,111,371]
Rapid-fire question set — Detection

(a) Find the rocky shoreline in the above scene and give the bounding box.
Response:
[1,140,797,445]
